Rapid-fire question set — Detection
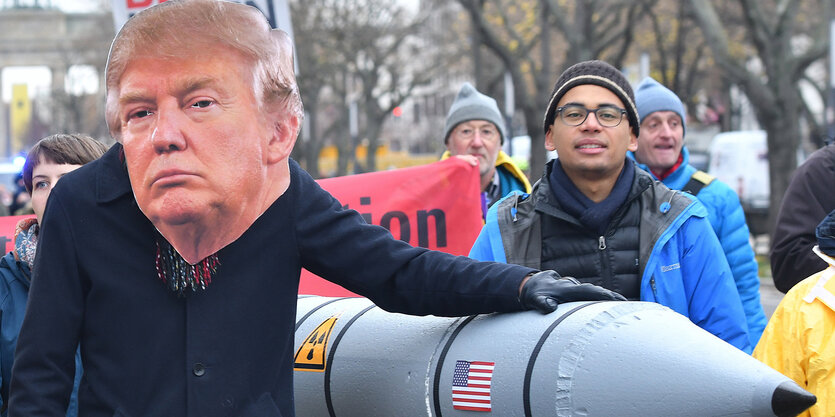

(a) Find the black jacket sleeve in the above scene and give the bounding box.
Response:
[289,161,535,316]
[770,144,835,293]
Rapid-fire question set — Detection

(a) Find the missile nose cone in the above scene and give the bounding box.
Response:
[772,381,816,417]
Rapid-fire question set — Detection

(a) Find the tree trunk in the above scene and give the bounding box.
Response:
[758,88,799,233]
[687,0,827,234]
[336,99,353,177]
[365,113,384,172]
[523,103,546,180]
[304,101,323,178]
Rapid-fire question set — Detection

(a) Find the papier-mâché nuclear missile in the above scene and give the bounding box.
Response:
[293,296,815,417]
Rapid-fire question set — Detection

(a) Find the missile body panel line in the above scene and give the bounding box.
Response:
[423,316,470,417]
[325,304,377,417]
[295,297,351,332]
[431,315,478,417]
[524,301,603,417]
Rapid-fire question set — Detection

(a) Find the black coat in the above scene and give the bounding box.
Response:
[9,144,533,417]
[771,144,835,293]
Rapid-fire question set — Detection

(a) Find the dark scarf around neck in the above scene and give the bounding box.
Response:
[548,158,635,235]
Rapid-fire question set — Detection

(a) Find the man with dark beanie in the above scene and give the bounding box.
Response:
[469,60,752,352]
[441,82,531,216]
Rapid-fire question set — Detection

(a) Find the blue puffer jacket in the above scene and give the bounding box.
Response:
[469,166,752,353]
[0,251,82,417]
[629,147,766,346]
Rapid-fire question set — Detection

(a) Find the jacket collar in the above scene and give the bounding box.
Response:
[814,245,835,267]
[628,146,691,185]
[495,151,532,192]
[533,158,651,222]
[803,246,835,311]
[96,143,134,203]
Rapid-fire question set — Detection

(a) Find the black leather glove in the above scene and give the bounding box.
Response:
[519,270,626,313]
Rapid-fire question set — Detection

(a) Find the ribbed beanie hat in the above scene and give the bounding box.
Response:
[542,60,639,138]
[635,77,686,135]
[444,82,506,144]
[816,209,835,257]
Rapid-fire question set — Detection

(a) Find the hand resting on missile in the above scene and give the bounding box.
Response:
[518,270,626,313]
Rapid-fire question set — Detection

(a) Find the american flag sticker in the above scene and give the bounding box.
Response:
[451,360,494,412]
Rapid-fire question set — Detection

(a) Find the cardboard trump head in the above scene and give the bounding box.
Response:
[104,0,303,263]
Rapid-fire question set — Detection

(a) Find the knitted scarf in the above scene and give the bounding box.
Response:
[13,218,39,274]
[548,158,635,235]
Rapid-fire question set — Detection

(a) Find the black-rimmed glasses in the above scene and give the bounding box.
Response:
[556,105,626,128]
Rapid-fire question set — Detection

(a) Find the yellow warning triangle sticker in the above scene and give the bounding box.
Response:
[294,315,339,372]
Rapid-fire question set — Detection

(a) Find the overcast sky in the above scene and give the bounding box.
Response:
[53,0,107,13]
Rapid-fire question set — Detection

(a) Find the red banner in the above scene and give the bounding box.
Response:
[299,158,484,296]
[0,160,484,297]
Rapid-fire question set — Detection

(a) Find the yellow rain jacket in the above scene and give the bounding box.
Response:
[753,246,835,417]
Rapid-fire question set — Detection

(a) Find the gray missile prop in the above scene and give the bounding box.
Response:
[293,296,815,417]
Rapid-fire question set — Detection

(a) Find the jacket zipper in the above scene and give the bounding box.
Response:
[598,235,613,290]
[512,195,520,222]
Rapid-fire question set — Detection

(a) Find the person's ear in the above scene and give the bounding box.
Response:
[627,131,638,152]
[266,110,300,164]
[544,128,557,151]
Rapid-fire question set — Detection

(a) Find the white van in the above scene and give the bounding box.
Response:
[707,130,770,234]
[708,130,769,211]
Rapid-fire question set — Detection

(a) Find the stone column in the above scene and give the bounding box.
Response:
[96,65,111,142]
[50,64,66,132]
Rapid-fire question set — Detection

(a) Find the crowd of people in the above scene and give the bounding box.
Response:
[449,61,830,414]
[0,0,829,416]
[0,174,34,218]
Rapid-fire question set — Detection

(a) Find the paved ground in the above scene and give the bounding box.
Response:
[751,235,784,320]
[759,277,784,320]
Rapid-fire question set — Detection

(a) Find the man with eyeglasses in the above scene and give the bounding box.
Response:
[441,83,531,217]
[633,77,766,347]
[469,60,752,352]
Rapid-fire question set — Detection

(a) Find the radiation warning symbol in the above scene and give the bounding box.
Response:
[294,315,339,372]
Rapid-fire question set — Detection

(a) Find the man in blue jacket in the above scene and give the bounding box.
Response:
[632,77,766,346]
[470,60,751,352]
[7,2,622,417]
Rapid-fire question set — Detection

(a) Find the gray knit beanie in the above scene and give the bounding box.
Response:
[542,60,639,138]
[635,77,686,135]
[443,82,506,144]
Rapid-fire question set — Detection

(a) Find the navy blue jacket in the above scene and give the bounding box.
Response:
[0,250,82,417]
[9,144,534,417]
[0,251,31,416]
